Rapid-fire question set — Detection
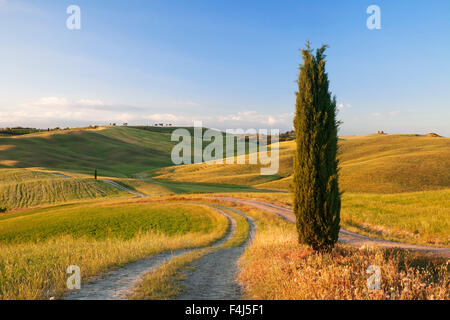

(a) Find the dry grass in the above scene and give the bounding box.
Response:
[215,190,450,246]
[341,190,450,246]
[236,206,449,300]
[155,134,450,194]
[0,202,228,300]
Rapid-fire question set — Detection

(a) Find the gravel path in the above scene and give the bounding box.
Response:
[212,196,450,259]
[177,206,255,300]
[64,205,235,300]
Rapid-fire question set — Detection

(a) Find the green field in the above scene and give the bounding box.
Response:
[0,201,228,299]
[130,176,273,195]
[0,201,220,243]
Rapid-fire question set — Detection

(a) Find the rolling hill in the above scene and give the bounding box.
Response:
[0,125,254,178]
[0,126,265,209]
[154,134,450,193]
[0,126,176,177]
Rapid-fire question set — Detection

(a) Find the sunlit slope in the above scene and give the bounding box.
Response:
[0,126,175,177]
[0,126,252,178]
[154,134,450,193]
[0,169,126,209]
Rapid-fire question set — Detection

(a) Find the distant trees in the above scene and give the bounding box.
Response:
[293,43,341,252]
[279,130,295,142]
[0,127,44,136]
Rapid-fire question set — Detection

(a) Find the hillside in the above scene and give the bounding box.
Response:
[154,134,450,193]
[0,126,264,209]
[0,126,176,177]
[0,126,254,178]
[0,169,126,209]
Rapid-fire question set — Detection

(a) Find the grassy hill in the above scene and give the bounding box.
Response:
[0,126,176,177]
[0,169,127,209]
[0,126,265,209]
[154,134,450,193]
[0,125,255,178]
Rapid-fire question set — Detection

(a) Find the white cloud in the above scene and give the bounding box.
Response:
[0,98,294,131]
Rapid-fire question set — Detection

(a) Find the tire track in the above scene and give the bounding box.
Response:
[64,205,235,300]
[177,205,255,300]
[101,179,148,198]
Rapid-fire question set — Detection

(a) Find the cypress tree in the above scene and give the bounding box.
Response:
[293,42,341,252]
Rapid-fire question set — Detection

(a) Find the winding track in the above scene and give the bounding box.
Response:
[177,206,255,300]
[64,204,240,300]
[101,179,147,198]
[49,171,449,257]
[62,195,447,300]
[211,196,450,259]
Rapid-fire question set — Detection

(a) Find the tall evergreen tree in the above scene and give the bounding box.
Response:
[293,42,341,252]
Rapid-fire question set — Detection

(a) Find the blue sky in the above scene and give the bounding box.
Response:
[0,0,449,136]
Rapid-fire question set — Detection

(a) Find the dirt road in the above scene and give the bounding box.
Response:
[212,196,450,259]
[101,179,148,198]
[64,205,235,300]
[177,206,255,300]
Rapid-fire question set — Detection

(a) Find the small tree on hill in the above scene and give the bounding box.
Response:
[293,42,341,252]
